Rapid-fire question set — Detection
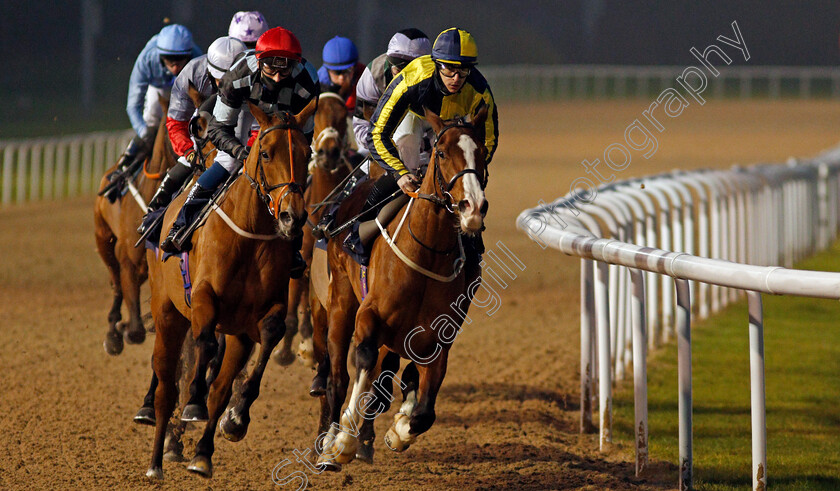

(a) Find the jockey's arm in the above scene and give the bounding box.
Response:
[367,73,413,177]
[352,66,381,156]
[126,50,153,138]
[207,93,248,162]
[165,68,200,166]
[479,88,499,165]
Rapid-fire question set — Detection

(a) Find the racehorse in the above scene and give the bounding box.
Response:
[273,91,353,367]
[94,97,177,355]
[314,107,489,467]
[143,97,317,479]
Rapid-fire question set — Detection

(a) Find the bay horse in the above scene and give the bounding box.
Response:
[94,97,176,355]
[273,91,353,367]
[143,97,317,479]
[314,107,489,468]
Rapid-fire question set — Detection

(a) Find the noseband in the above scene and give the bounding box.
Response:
[244,112,305,219]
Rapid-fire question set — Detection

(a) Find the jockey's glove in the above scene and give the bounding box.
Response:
[234,145,250,163]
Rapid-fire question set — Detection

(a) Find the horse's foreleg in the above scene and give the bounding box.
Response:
[295,272,314,364]
[308,295,329,395]
[182,285,219,422]
[95,216,124,355]
[117,243,146,345]
[355,348,400,464]
[146,308,189,479]
[220,304,287,442]
[134,362,157,425]
[323,308,381,465]
[385,353,448,453]
[188,334,254,478]
[273,280,302,366]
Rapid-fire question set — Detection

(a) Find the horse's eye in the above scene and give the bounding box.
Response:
[436,150,445,159]
[261,151,269,160]
[317,148,325,155]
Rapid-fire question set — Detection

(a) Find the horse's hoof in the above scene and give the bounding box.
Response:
[133,406,155,426]
[103,332,124,356]
[145,466,163,480]
[142,312,154,332]
[181,403,209,422]
[297,339,315,369]
[271,346,296,366]
[384,414,413,453]
[308,374,326,397]
[124,326,146,345]
[163,435,184,462]
[219,408,249,442]
[315,455,342,472]
[356,442,374,464]
[187,455,212,478]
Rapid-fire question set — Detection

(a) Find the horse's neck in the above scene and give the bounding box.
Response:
[393,172,457,258]
[220,176,275,236]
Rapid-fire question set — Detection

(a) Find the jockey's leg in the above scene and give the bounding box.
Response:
[137,162,193,236]
[160,156,233,253]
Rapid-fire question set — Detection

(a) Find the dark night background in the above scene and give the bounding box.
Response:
[1,1,837,137]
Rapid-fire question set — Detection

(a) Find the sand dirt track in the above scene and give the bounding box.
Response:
[1,101,839,490]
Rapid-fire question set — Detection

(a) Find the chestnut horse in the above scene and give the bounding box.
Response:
[273,92,353,367]
[143,98,317,479]
[314,107,489,468]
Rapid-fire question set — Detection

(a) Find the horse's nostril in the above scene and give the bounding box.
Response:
[458,200,470,214]
[480,200,489,216]
[279,211,293,224]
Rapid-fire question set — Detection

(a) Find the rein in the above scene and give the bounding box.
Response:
[243,114,304,220]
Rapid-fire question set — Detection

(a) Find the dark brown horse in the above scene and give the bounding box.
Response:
[273,92,353,367]
[94,97,175,355]
[143,98,317,479]
[314,107,489,468]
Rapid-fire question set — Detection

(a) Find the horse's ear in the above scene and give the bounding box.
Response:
[248,101,271,128]
[471,105,488,145]
[294,96,319,129]
[187,81,205,110]
[423,108,444,134]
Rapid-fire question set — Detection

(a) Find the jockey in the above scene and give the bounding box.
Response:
[317,36,365,113]
[138,36,248,232]
[160,27,319,278]
[353,28,432,162]
[351,27,499,267]
[104,24,202,202]
[228,10,269,49]
[311,28,431,239]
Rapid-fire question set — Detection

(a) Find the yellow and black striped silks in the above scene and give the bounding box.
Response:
[367,55,498,177]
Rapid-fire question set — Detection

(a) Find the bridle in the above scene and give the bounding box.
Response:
[309,93,353,175]
[407,118,487,214]
[243,111,305,219]
[405,118,487,255]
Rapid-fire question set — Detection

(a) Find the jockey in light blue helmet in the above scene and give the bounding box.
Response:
[102,24,202,203]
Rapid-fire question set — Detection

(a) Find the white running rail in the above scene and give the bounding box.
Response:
[517,145,840,490]
[0,129,133,205]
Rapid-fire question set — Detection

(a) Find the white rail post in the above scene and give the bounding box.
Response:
[16,143,29,204]
[68,141,81,197]
[55,140,67,199]
[595,260,612,449]
[676,278,692,490]
[43,140,55,201]
[747,291,767,491]
[2,145,14,205]
[581,257,596,433]
[81,138,93,195]
[630,268,648,476]
[29,142,42,202]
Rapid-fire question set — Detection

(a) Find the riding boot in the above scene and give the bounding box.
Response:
[137,164,194,236]
[361,172,400,221]
[103,131,156,203]
[160,183,214,253]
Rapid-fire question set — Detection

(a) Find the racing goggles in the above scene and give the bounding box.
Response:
[261,57,297,77]
[437,63,471,78]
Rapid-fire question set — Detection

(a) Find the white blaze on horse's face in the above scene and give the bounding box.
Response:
[456,134,486,234]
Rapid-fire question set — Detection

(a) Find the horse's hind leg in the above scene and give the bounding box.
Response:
[188,334,254,478]
[219,305,287,442]
[181,286,220,422]
[94,215,124,355]
[308,294,329,396]
[385,354,447,452]
[146,305,189,479]
[117,242,146,345]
